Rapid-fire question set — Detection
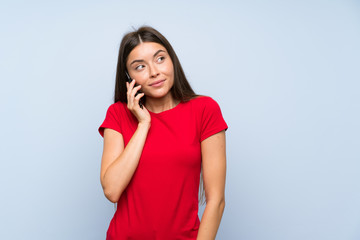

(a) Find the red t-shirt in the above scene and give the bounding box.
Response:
[98,96,228,240]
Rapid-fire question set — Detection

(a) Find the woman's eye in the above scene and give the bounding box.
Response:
[135,65,144,70]
[157,56,165,62]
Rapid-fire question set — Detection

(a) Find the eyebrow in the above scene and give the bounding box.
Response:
[129,49,166,66]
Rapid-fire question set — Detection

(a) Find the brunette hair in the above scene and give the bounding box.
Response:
[114,26,197,103]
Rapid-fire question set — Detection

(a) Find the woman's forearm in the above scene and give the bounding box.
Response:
[197,199,225,240]
[102,122,150,202]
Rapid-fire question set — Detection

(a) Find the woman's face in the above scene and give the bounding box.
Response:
[126,42,174,100]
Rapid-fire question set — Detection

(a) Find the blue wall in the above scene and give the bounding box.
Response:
[1,1,359,239]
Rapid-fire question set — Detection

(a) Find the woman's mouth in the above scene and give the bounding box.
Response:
[149,79,165,87]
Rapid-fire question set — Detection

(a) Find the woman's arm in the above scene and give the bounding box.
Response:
[197,130,226,240]
[100,123,150,203]
[100,80,150,203]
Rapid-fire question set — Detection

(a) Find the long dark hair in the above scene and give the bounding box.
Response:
[114,26,197,103]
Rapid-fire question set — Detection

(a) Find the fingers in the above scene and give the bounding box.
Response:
[126,79,136,95]
[126,79,143,109]
[129,84,142,99]
[134,92,145,101]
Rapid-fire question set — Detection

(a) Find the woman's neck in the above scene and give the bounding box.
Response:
[145,94,179,113]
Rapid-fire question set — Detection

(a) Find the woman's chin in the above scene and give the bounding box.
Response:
[145,90,172,100]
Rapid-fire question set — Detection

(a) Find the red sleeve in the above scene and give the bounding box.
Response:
[200,97,228,142]
[98,103,122,138]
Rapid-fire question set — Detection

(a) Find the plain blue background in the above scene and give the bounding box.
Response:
[1,0,359,239]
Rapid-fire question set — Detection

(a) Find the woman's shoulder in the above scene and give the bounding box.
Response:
[188,95,221,108]
[189,95,215,103]
[107,101,127,112]
[102,101,130,120]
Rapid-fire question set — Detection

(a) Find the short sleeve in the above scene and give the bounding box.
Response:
[98,104,122,138]
[200,97,228,142]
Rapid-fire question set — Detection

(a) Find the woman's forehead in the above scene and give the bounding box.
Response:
[128,42,167,60]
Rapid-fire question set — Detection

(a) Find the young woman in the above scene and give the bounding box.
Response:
[98,26,228,240]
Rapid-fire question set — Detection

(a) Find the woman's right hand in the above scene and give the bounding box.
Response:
[126,79,151,124]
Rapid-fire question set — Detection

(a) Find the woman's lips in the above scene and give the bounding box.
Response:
[149,79,165,87]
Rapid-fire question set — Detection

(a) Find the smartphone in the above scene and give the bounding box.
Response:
[125,71,143,109]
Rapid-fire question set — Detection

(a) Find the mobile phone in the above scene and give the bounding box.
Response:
[125,71,143,109]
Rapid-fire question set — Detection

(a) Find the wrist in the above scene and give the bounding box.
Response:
[138,121,151,129]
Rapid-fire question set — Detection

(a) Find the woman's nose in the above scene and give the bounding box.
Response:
[148,64,160,78]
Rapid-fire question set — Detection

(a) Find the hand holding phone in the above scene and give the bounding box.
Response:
[126,72,143,109]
